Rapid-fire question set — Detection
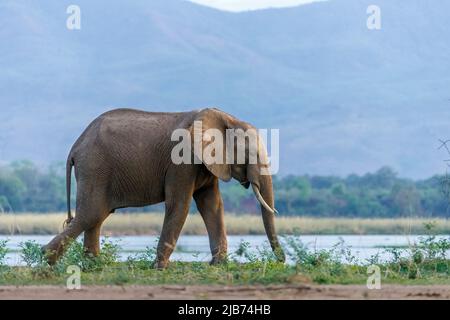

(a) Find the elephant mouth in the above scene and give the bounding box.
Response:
[240,180,250,189]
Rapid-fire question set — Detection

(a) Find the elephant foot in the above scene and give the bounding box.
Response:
[41,245,59,266]
[274,247,286,263]
[83,249,100,259]
[154,259,169,270]
[210,254,228,266]
[42,234,73,266]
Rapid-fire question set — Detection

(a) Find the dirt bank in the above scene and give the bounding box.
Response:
[0,285,449,300]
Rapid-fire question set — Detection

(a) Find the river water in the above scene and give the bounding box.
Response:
[1,234,449,266]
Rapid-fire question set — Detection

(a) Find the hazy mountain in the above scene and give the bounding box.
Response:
[1,0,449,178]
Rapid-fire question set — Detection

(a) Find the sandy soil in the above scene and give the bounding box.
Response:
[0,284,449,300]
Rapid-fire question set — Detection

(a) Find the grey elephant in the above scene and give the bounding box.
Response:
[43,108,285,268]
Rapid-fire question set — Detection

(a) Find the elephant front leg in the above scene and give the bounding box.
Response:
[194,181,228,265]
[155,194,193,269]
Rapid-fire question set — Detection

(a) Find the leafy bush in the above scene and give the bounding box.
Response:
[20,241,46,268]
[55,238,121,273]
[0,239,8,266]
[127,245,157,270]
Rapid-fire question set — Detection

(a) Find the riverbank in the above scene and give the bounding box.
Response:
[1,234,449,299]
[1,213,449,235]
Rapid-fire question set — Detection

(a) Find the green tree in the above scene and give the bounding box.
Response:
[390,184,422,217]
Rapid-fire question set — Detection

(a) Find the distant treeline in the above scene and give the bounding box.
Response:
[0,161,448,217]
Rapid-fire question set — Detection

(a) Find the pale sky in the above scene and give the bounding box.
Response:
[188,0,325,12]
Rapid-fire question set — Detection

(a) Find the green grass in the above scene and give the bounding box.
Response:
[1,228,450,286]
[2,261,449,287]
[2,213,450,235]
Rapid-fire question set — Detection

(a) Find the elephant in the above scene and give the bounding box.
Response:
[43,108,285,268]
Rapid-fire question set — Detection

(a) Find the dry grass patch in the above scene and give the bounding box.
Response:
[1,213,450,235]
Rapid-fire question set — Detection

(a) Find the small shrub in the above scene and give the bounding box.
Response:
[97,238,120,266]
[0,240,8,266]
[127,245,157,270]
[284,236,337,268]
[55,237,121,273]
[20,241,47,268]
[366,252,381,266]
[234,241,257,262]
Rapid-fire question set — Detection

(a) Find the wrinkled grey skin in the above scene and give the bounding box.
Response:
[43,108,285,268]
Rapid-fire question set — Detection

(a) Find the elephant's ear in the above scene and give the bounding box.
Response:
[190,109,232,182]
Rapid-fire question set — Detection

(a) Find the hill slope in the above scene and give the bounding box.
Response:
[1,0,449,178]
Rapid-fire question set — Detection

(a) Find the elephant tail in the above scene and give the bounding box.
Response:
[64,157,75,229]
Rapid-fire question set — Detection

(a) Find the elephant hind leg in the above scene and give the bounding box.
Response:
[43,190,111,264]
[83,220,106,257]
[43,218,85,265]
[79,198,111,257]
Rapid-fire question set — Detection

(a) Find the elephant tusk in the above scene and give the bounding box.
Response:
[251,183,277,215]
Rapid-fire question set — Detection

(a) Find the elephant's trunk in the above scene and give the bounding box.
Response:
[252,174,286,263]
